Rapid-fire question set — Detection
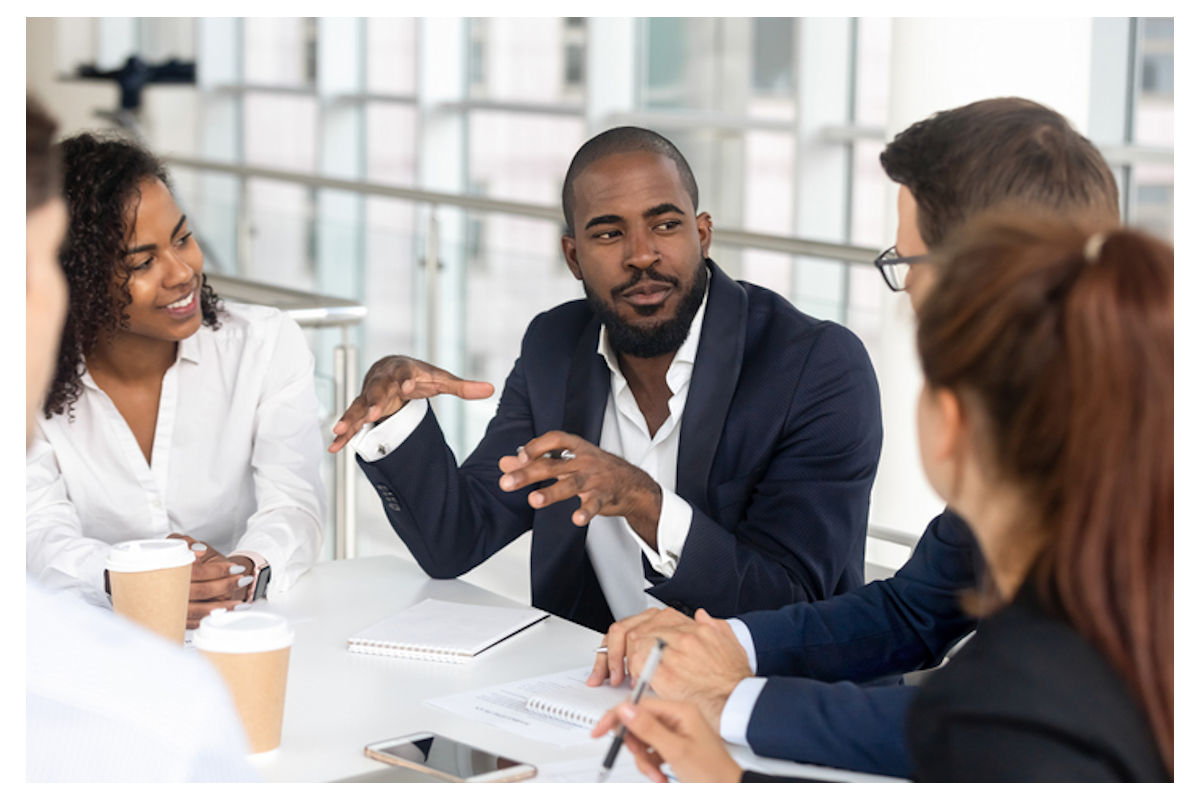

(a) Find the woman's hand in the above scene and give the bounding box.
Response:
[166,533,255,629]
[591,697,744,783]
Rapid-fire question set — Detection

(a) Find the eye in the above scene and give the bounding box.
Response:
[653,220,682,232]
[176,231,194,248]
[128,255,153,272]
[592,229,621,241]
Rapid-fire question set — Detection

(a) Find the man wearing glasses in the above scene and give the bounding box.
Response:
[591,97,1121,778]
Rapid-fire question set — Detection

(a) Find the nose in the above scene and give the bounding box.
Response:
[624,226,659,272]
[162,246,201,288]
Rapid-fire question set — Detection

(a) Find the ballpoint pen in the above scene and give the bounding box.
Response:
[598,637,666,782]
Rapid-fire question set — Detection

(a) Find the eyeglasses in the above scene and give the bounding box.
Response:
[874,246,930,293]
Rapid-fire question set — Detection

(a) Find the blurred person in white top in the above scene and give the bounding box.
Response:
[25,94,255,780]
[26,131,325,626]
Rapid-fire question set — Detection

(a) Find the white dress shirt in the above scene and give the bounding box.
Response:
[354,288,708,622]
[719,617,767,746]
[26,302,326,606]
[27,579,257,781]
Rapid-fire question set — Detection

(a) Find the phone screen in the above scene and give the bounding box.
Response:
[375,735,525,779]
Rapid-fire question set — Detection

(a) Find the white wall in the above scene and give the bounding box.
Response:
[867,18,1096,542]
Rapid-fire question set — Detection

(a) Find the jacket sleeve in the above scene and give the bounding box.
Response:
[649,323,883,616]
[746,678,917,778]
[738,511,981,682]
[355,347,540,579]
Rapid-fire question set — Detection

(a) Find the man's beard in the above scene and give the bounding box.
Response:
[584,260,709,359]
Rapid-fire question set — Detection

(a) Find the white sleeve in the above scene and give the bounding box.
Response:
[350,398,430,462]
[719,678,768,747]
[623,487,693,577]
[233,316,326,594]
[725,616,759,674]
[25,430,113,607]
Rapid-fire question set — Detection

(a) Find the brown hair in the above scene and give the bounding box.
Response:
[27,94,60,213]
[881,97,1120,248]
[917,213,1173,773]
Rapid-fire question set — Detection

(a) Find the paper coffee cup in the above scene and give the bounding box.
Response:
[194,610,294,754]
[105,538,195,644]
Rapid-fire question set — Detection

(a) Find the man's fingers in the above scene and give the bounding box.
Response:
[448,379,494,400]
[587,649,611,687]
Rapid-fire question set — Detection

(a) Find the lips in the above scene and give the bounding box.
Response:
[161,281,201,317]
[620,281,674,307]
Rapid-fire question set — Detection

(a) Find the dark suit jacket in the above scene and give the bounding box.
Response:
[907,580,1169,781]
[736,510,982,777]
[357,260,882,631]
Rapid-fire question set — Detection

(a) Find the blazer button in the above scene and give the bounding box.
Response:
[387,502,401,512]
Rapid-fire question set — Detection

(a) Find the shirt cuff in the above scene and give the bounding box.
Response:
[351,399,429,462]
[725,617,758,674]
[720,677,768,747]
[623,488,692,577]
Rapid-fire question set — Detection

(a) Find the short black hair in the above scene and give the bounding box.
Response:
[880,97,1120,248]
[561,126,699,236]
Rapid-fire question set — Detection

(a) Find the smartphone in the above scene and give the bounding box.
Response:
[363,732,537,783]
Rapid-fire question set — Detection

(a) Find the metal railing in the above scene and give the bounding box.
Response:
[204,273,366,561]
[171,154,883,560]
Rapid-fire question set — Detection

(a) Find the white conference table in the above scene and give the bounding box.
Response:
[245,555,900,783]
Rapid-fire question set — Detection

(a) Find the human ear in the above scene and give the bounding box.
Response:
[561,235,583,281]
[696,212,713,257]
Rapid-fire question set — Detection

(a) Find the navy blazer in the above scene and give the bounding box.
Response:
[737,510,982,777]
[357,261,882,631]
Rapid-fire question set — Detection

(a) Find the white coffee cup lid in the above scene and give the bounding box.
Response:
[193,609,294,653]
[105,538,195,573]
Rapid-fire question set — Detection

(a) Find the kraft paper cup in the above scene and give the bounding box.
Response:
[105,538,195,644]
[194,610,294,754]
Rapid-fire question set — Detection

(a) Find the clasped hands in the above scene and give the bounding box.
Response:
[165,533,255,629]
[326,355,662,540]
[586,606,754,782]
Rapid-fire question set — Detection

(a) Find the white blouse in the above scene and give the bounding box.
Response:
[26,301,326,606]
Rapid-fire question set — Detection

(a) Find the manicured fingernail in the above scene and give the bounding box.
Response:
[618,705,635,721]
[234,603,253,611]
[500,476,514,490]
[237,576,254,588]
[530,492,543,506]
[190,543,207,551]
[228,564,246,575]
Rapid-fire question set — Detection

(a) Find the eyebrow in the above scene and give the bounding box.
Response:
[644,202,686,218]
[584,214,621,231]
[122,214,187,256]
[583,203,687,231]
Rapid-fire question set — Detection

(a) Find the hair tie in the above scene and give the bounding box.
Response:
[1083,231,1108,264]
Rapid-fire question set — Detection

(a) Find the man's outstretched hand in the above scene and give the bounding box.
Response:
[328,355,493,453]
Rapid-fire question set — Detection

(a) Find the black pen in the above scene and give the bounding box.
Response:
[598,637,666,782]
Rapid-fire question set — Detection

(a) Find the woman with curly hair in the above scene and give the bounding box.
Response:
[27,132,325,627]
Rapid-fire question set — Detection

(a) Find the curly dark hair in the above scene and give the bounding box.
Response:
[45,132,222,418]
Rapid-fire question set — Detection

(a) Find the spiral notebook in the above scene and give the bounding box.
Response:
[347,598,549,663]
[523,670,636,728]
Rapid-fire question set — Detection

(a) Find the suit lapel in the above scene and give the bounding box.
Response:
[536,316,611,625]
[676,260,747,511]
[561,316,608,442]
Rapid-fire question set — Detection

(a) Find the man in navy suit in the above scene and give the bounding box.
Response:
[329,126,883,634]
[589,98,1123,777]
